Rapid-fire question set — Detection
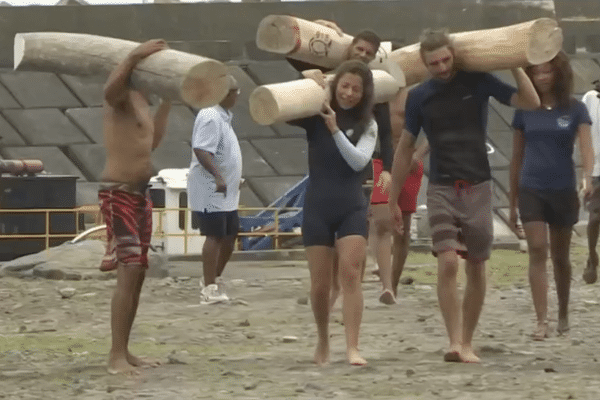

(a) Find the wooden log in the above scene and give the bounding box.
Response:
[14,32,229,108]
[390,18,563,86]
[249,70,402,126]
[256,14,395,76]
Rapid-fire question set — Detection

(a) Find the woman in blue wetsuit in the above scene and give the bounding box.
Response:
[290,60,377,366]
[509,51,594,340]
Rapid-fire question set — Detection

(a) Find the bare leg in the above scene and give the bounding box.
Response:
[216,235,236,278]
[366,212,378,272]
[436,250,462,361]
[523,222,549,340]
[337,235,368,365]
[330,252,341,310]
[369,204,394,303]
[202,236,220,286]
[108,263,146,375]
[306,246,336,366]
[585,212,600,284]
[124,268,159,368]
[549,226,573,335]
[392,213,413,298]
[460,258,486,363]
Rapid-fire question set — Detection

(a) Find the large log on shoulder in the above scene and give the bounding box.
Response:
[256,15,354,70]
[392,18,563,86]
[255,14,397,79]
[249,69,402,126]
[14,32,229,108]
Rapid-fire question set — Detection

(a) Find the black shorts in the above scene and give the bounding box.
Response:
[193,210,239,237]
[518,186,579,227]
[302,203,368,247]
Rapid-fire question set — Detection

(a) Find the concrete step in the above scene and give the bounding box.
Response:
[251,138,308,176]
[0,71,82,109]
[239,140,276,177]
[3,108,91,146]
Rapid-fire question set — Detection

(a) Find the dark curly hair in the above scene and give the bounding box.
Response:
[329,60,375,142]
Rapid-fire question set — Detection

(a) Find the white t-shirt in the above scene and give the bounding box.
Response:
[583,90,600,177]
[188,106,243,212]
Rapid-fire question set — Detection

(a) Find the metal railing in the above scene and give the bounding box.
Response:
[151,206,303,253]
[0,208,93,250]
[0,206,304,253]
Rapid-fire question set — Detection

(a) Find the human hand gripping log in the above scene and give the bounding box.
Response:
[13,32,229,108]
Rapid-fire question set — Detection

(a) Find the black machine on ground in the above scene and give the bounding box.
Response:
[0,160,80,261]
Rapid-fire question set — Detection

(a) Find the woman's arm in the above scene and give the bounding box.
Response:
[332,121,378,171]
[509,129,525,225]
[578,123,594,200]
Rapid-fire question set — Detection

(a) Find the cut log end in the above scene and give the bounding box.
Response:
[249,86,279,126]
[256,15,299,54]
[181,61,229,109]
[13,33,25,70]
[527,24,563,65]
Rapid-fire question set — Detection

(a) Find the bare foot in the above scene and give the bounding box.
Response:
[532,322,549,341]
[127,353,161,368]
[347,348,367,366]
[443,344,463,362]
[108,356,139,375]
[379,289,396,305]
[557,318,570,335]
[583,256,598,284]
[314,340,330,366]
[459,346,481,363]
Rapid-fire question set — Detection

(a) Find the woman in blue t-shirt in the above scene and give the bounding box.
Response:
[289,60,378,366]
[509,51,594,340]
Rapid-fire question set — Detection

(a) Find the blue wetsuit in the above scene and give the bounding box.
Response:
[291,111,377,247]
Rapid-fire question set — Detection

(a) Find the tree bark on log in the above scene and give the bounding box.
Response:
[391,18,563,86]
[249,70,402,126]
[14,32,229,108]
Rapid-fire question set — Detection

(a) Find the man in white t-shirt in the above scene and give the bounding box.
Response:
[583,80,600,284]
[188,76,243,303]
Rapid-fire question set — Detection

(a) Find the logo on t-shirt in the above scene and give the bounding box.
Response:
[557,115,571,129]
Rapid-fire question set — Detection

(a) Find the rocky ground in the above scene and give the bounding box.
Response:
[1,240,600,400]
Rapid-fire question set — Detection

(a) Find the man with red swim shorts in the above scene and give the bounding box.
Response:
[99,39,172,375]
[370,149,426,299]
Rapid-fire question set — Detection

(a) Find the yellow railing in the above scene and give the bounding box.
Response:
[152,206,303,252]
[0,206,303,253]
[0,208,92,250]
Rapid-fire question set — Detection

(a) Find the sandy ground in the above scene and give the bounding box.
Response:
[2,244,600,400]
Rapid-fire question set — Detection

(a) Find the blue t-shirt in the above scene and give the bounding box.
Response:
[405,71,517,183]
[512,100,592,190]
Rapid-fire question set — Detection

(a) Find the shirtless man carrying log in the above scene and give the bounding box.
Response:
[99,39,172,375]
